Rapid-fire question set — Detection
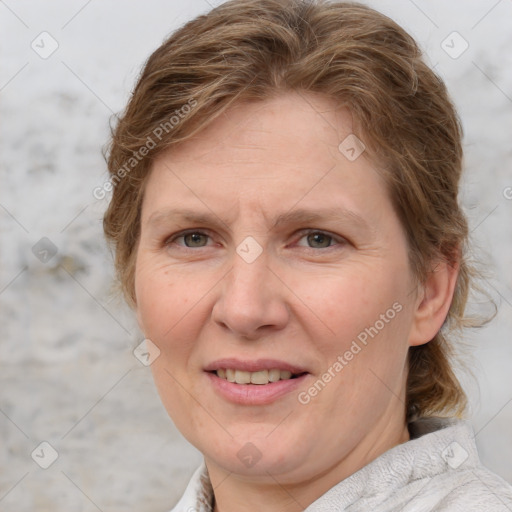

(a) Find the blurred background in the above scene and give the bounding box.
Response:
[0,0,511,510]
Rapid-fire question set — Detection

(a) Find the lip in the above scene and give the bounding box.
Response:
[204,358,308,374]
[204,358,310,405]
[206,371,309,405]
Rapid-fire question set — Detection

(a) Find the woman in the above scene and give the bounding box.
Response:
[103,0,512,510]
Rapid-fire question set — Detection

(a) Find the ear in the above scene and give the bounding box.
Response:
[408,258,459,347]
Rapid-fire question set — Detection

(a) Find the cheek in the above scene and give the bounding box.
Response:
[294,266,405,339]
[292,263,413,394]
[135,263,208,432]
[135,262,193,337]
[134,259,218,375]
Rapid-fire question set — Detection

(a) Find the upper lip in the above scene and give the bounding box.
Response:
[204,358,309,374]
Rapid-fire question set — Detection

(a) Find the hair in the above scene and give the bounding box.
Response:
[103,0,493,421]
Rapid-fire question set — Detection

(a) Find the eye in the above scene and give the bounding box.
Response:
[166,230,212,248]
[295,230,345,249]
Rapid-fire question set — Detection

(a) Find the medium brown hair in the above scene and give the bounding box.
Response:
[103,0,490,420]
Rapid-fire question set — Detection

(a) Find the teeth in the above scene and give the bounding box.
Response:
[215,368,298,385]
[268,369,281,382]
[235,370,251,384]
[250,370,268,384]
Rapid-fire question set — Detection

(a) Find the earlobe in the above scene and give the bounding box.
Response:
[408,259,459,347]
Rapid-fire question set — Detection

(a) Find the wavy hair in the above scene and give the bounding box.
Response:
[103,0,494,421]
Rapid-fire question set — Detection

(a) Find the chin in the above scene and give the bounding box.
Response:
[201,426,308,477]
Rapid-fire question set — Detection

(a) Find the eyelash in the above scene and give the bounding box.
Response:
[164,229,347,251]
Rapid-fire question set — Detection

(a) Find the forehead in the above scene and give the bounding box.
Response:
[141,91,392,229]
[166,92,355,167]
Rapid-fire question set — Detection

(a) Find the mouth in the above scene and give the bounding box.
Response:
[204,358,310,404]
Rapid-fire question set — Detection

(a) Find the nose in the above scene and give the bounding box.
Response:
[211,248,290,340]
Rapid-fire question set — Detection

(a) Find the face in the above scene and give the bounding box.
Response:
[134,92,420,485]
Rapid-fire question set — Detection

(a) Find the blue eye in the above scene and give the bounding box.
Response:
[171,231,210,248]
[166,229,345,251]
[299,231,336,249]
[297,231,338,249]
[182,232,209,247]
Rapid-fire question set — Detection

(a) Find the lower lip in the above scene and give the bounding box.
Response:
[206,372,308,405]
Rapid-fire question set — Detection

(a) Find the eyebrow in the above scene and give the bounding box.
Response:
[146,207,372,233]
[147,209,229,230]
[270,207,370,232]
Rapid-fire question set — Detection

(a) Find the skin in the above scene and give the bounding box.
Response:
[134,91,459,512]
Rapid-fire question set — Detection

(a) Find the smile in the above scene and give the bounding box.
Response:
[204,359,310,405]
[214,368,305,385]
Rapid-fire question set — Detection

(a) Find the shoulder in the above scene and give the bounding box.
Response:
[387,417,512,512]
[337,417,512,512]
[427,465,512,511]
